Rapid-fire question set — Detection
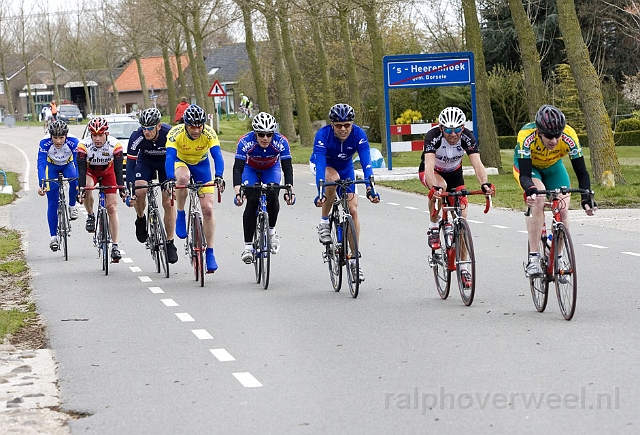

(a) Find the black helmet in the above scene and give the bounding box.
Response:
[139,108,161,127]
[48,120,69,136]
[535,104,566,137]
[183,104,206,126]
[328,103,355,122]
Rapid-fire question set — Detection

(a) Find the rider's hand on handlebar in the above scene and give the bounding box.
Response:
[38,185,46,196]
[284,185,296,205]
[314,194,326,207]
[366,186,380,203]
[481,183,495,196]
[428,185,443,201]
[581,197,597,216]
[214,176,225,194]
[234,193,244,207]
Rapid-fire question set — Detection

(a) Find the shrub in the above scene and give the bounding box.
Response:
[615,117,640,132]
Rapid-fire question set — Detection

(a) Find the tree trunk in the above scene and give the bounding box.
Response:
[309,3,334,118]
[508,0,545,118]
[361,3,387,152]
[191,11,214,115]
[134,53,151,109]
[338,6,361,118]
[462,0,502,171]
[173,30,187,99]
[239,3,269,114]
[277,0,313,146]
[264,9,296,139]
[556,0,625,185]
[162,45,177,116]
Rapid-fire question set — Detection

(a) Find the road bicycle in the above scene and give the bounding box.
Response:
[236,105,253,121]
[41,173,77,261]
[239,183,293,290]
[428,189,491,306]
[131,181,170,278]
[524,187,594,320]
[81,183,124,275]
[174,180,221,287]
[318,177,376,299]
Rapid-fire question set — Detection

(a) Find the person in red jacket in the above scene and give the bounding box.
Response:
[173,97,190,124]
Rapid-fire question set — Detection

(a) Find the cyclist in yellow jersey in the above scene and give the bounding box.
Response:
[165,104,225,272]
[513,104,597,276]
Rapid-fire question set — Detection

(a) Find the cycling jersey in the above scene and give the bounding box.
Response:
[165,124,224,179]
[418,126,479,174]
[37,135,79,182]
[311,124,374,187]
[513,122,583,169]
[126,123,171,185]
[233,131,294,186]
[77,136,124,192]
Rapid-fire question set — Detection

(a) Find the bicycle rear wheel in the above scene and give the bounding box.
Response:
[260,212,271,290]
[343,216,359,298]
[528,234,549,313]
[431,223,451,299]
[327,212,342,292]
[455,218,476,306]
[58,202,69,261]
[554,223,577,320]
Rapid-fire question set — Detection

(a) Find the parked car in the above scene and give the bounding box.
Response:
[57,104,84,123]
[82,114,141,168]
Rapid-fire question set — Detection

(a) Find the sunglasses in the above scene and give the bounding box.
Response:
[333,123,353,130]
[256,132,273,138]
[543,133,561,140]
[142,125,156,131]
[442,126,463,134]
[187,124,204,129]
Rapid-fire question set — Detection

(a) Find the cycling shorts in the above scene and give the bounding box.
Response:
[310,162,357,194]
[86,168,118,194]
[513,159,570,190]
[174,158,215,194]
[135,157,168,183]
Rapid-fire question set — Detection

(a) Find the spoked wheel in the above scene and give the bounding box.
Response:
[260,213,271,290]
[455,218,476,306]
[254,215,264,284]
[431,223,451,299]
[149,213,160,272]
[237,109,247,121]
[58,204,69,261]
[100,211,110,275]
[343,216,359,298]
[554,223,577,320]
[154,214,169,278]
[528,234,549,313]
[327,214,342,292]
[191,215,205,287]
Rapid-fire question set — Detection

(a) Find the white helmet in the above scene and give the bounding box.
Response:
[438,107,466,129]
[252,112,278,132]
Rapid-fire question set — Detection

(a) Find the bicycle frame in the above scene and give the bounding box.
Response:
[41,173,77,261]
[133,181,170,277]
[82,183,123,274]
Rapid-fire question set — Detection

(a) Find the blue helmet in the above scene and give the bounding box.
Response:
[183,104,206,126]
[328,103,355,122]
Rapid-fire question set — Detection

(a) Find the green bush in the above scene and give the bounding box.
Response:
[615,118,640,132]
[614,130,640,146]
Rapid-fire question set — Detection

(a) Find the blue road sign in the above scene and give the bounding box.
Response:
[387,57,472,88]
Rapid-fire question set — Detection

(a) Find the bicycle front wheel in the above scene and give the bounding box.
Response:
[192,215,205,287]
[343,216,359,299]
[554,223,577,320]
[99,210,109,275]
[528,233,549,313]
[261,212,271,290]
[327,212,342,292]
[58,202,69,261]
[153,211,169,278]
[253,214,264,284]
[431,222,451,299]
[237,110,247,121]
[455,218,476,306]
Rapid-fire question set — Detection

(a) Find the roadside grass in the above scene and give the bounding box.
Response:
[0,170,20,206]
[0,226,36,341]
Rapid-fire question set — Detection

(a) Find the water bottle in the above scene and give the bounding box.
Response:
[337,225,342,243]
[444,222,454,248]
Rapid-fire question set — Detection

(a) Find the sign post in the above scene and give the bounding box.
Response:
[208,80,227,134]
[382,52,476,169]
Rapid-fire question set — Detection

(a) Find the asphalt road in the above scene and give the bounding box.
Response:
[1,125,639,434]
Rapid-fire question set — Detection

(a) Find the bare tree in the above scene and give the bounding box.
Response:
[12,4,38,121]
[306,1,334,118]
[556,0,624,184]
[236,1,269,115]
[0,0,16,116]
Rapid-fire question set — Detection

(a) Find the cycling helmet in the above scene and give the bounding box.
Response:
[328,103,355,122]
[88,116,109,134]
[139,107,161,127]
[535,104,566,137]
[183,104,206,126]
[48,120,69,136]
[438,107,466,128]
[252,112,278,132]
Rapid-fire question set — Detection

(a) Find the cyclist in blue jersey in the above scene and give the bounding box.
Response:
[126,108,178,264]
[37,120,80,251]
[233,112,295,263]
[311,103,380,282]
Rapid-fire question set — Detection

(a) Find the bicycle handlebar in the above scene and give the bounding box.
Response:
[524,187,594,217]
[80,185,125,191]
[431,189,492,217]
[317,176,376,202]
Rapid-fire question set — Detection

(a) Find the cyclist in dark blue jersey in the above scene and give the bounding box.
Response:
[311,103,380,282]
[126,108,178,263]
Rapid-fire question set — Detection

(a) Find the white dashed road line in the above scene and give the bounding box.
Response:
[192,329,213,340]
[160,299,178,307]
[129,266,142,272]
[233,372,263,388]
[210,349,236,362]
[148,286,164,294]
[138,276,152,282]
[583,244,608,249]
[176,313,195,322]
[623,252,640,257]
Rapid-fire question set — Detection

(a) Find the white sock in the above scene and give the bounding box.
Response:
[320,217,329,225]
[269,228,276,236]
